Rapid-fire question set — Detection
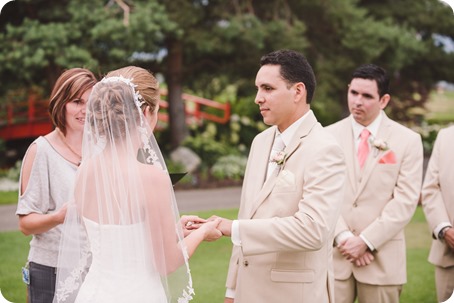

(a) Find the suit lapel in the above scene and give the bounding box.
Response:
[247,111,317,218]
[241,128,275,218]
[341,120,360,194]
[353,114,392,200]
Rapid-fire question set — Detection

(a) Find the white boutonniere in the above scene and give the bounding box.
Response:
[370,138,389,156]
[270,151,287,166]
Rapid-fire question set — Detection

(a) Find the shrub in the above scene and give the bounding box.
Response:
[211,155,248,181]
[6,160,22,182]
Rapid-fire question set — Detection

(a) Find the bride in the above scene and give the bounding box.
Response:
[52,75,221,303]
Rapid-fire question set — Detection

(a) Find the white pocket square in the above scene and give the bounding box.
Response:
[276,170,295,187]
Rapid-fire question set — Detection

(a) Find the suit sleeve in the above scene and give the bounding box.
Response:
[361,132,423,249]
[239,142,346,255]
[225,137,259,290]
[421,129,451,233]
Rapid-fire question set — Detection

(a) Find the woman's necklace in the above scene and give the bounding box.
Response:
[57,128,82,166]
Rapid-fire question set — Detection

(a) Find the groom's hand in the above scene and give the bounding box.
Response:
[200,218,223,242]
[208,216,233,237]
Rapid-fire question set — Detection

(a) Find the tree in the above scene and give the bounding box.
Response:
[289,0,454,123]
[159,0,310,136]
[0,0,176,109]
[358,0,454,122]
[1,0,453,152]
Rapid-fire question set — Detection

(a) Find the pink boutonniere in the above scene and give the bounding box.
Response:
[270,151,287,166]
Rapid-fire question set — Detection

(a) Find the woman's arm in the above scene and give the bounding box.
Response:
[18,205,67,236]
[18,143,68,236]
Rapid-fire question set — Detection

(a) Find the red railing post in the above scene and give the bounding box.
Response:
[7,104,13,125]
[28,94,36,121]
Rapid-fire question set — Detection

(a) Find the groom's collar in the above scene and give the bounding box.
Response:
[277,110,312,147]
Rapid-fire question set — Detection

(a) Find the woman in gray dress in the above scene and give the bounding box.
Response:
[16,68,97,303]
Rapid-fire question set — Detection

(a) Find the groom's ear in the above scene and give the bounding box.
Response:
[294,82,307,104]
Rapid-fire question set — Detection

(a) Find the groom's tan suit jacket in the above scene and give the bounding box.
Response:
[421,125,454,267]
[225,111,346,303]
[326,113,423,285]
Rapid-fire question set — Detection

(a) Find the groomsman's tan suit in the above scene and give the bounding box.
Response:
[421,125,454,302]
[326,112,423,299]
[225,111,346,303]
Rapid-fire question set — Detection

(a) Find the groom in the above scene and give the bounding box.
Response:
[216,49,346,303]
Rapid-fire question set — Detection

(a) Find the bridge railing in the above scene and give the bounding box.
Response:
[0,91,231,141]
[157,89,231,128]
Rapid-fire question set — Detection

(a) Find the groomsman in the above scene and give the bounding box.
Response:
[421,125,454,302]
[217,49,346,303]
[325,64,423,303]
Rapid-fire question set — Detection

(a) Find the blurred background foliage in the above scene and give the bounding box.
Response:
[1,0,453,180]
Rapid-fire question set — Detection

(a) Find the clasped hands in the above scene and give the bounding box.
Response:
[337,236,375,267]
[180,215,232,241]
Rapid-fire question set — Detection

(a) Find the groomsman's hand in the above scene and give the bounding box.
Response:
[354,251,374,267]
[224,297,234,303]
[444,228,454,250]
[338,236,368,261]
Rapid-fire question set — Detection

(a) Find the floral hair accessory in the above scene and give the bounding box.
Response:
[101,75,146,110]
[270,151,287,166]
[99,75,158,165]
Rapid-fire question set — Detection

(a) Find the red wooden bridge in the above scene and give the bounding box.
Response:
[0,91,231,141]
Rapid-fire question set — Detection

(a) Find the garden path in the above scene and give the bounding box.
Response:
[0,186,242,232]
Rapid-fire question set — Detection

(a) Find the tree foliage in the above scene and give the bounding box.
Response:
[1,0,453,148]
[0,0,175,93]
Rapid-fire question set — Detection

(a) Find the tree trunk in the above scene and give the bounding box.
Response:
[166,38,188,150]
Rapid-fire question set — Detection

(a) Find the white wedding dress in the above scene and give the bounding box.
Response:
[75,218,167,303]
[54,78,194,303]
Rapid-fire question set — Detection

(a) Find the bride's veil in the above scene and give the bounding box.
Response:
[53,77,193,302]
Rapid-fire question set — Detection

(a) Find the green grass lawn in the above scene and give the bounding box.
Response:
[0,191,18,206]
[426,90,454,123]
[0,207,437,303]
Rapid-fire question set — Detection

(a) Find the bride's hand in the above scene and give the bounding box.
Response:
[180,215,207,237]
[200,218,222,242]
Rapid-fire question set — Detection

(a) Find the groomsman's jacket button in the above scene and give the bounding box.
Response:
[243,260,249,267]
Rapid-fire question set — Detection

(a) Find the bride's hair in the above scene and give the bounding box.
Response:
[106,66,160,113]
[88,80,140,140]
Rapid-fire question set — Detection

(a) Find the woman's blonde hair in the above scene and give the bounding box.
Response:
[88,81,140,140]
[106,66,160,113]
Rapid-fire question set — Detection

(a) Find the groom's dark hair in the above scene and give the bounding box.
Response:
[260,49,316,104]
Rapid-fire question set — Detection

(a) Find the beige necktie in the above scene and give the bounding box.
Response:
[266,134,285,180]
[357,129,370,168]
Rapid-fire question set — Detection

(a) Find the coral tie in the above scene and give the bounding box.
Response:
[357,129,370,168]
